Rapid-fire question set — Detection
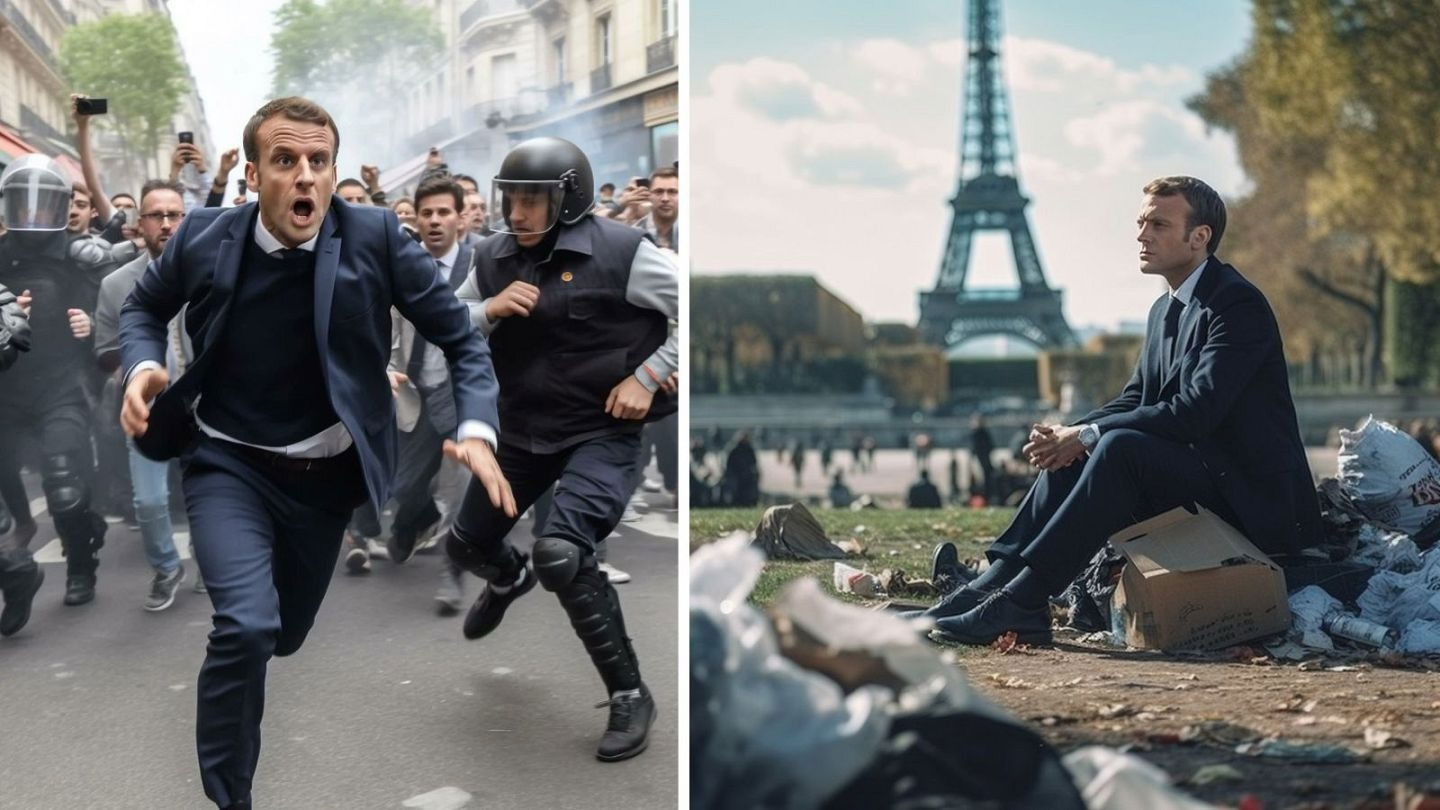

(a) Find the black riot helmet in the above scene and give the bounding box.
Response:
[487,137,594,238]
[0,154,72,232]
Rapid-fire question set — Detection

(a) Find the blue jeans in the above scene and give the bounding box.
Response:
[128,439,180,574]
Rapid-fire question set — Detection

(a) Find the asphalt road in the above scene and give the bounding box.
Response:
[0,477,679,810]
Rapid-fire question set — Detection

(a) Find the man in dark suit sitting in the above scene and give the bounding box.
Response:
[911,176,1321,646]
[118,97,515,810]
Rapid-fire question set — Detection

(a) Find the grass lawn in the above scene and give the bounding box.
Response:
[690,507,1017,606]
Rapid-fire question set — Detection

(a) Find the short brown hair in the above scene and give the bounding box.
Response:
[650,166,678,183]
[1143,175,1225,254]
[415,175,464,212]
[242,97,340,163]
[139,179,185,209]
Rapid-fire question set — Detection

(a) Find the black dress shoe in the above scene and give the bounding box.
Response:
[896,582,992,622]
[596,682,657,762]
[63,574,95,606]
[462,565,536,640]
[930,589,1052,646]
[0,565,43,637]
[930,541,958,589]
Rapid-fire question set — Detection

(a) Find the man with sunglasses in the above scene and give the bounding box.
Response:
[94,180,196,611]
[445,136,678,762]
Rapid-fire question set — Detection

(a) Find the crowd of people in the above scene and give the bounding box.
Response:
[0,93,678,806]
[689,415,1032,510]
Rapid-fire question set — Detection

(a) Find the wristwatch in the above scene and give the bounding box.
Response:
[1078,424,1100,450]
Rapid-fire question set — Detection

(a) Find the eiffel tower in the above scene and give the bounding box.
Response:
[918,0,1077,350]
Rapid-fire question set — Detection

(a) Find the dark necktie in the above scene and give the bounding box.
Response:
[275,248,309,261]
[1162,296,1185,368]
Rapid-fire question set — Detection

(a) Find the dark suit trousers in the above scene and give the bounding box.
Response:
[391,403,446,546]
[181,436,366,808]
[450,433,640,570]
[987,429,1238,595]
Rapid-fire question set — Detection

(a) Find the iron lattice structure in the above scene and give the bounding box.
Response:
[918,0,1077,350]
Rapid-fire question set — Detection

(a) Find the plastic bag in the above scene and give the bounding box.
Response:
[1063,747,1214,810]
[690,535,891,810]
[1356,546,1440,632]
[1349,524,1422,573]
[1287,585,1343,650]
[1338,416,1440,545]
[1397,618,1440,654]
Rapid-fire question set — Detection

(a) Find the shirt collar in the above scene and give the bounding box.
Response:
[253,214,318,255]
[1172,256,1209,306]
[431,241,459,269]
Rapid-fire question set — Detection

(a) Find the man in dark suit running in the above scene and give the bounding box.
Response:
[909,176,1322,646]
[119,97,515,810]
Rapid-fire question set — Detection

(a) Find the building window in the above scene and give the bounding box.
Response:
[466,65,476,97]
[596,13,612,66]
[491,53,518,100]
[651,120,678,173]
[553,37,566,84]
[659,0,676,37]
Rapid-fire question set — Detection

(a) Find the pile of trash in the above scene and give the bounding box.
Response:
[1289,416,1440,655]
[691,535,1215,810]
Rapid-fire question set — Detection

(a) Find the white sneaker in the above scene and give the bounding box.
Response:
[599,563,632,584]
[642,478,663,493]
[620,506,642,522]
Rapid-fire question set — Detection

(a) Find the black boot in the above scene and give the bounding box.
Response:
[0,550,44,637]
[595,682,657,762]
[58,513,106,607]
[553,563,652,760]
[443,532,534,640]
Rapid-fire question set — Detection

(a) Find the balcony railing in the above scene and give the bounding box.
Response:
[589,63,612,93]
[0,0,61,75]
[20,104,63,144]
[646,35,675,74]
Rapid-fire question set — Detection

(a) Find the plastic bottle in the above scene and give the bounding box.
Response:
[1322,612,1399,648]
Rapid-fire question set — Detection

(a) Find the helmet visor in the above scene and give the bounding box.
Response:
[0,156,71,232]
[488,179,564,237]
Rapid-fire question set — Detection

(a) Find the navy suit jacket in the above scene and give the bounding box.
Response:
[1074,258,1322,557]
[118,197,499,510]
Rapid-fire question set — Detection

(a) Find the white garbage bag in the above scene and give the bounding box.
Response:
[690,534,892,810]
[1356,546,1440,632]
[1398,619,1440,654]
[1350,524,1423,573]
[1063,747,1215,810]
[1338,416,1440,544]
[1287,585,1343,650]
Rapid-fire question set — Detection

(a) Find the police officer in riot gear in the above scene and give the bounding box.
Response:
[0,155,110,606]
[0,279,45,636]
[447,137,678,761]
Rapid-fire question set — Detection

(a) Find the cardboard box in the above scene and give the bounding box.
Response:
[1110,505,1290,651]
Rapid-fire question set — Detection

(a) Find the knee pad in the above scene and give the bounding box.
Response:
[532,537,585,591]
[41,454,89,517]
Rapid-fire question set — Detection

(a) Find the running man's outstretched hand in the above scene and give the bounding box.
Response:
[443,437,517,517]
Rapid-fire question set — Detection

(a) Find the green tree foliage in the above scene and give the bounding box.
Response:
[59,13,186,177]
[1191,0,1440,388]
[269,0,443,98]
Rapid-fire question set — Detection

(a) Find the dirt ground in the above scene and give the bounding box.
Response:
[692,508,1440,809]
[951,635,1440,808]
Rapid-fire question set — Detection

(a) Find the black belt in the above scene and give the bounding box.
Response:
[231,442,354,473]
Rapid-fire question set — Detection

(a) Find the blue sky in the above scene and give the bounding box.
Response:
[691,1,1255,336]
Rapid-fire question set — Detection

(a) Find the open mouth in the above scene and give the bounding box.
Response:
[291,198,315,226]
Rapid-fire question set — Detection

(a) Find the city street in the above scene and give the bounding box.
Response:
[0,474,679,810]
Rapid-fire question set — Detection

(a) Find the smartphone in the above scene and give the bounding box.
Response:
[178,131,193,144]
[236,179,247,198]
[635,178,651,188]
[75,97,107,116]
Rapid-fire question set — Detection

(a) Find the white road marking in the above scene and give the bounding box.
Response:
[34,530,191,564]
[402,787,473,810]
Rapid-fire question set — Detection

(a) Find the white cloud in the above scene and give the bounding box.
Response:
[852,38,929,92]
[1005,36,1193,94]
[708,58,864,121]
[1063,100,1209,175]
